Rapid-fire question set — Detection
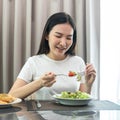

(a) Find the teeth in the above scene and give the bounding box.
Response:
[58,47,66,50]
[57,48,64,50]
[56,46,67,50]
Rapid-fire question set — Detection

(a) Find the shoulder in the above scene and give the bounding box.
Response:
[68,55,84,62]
[67,55,85,66]
[26,54,44,62]
[23,54,45,66]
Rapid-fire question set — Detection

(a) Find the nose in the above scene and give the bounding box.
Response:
[59,38,67,47]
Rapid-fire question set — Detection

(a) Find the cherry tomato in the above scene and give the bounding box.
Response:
[68,71,76,77]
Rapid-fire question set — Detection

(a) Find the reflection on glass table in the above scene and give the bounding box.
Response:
[100,111,120,120]
[37,110,99,120]
[37,110,120,120]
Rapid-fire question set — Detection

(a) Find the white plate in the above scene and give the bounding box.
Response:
[0,98,22,108]
[53,94,92,106]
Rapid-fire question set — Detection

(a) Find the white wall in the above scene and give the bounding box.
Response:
[100,0,120,100]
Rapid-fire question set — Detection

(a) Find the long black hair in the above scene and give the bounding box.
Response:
[37,12,77,55]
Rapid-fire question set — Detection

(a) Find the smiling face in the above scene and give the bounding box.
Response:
[46,23,74,60]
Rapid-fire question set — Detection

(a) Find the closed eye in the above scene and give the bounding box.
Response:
[54,32,73,40]
[66,37,72,40]
[55,35,62,38]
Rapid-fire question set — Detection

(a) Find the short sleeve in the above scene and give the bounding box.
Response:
[17,58,33,83]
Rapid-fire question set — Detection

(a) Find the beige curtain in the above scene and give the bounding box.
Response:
[0,0,100,99]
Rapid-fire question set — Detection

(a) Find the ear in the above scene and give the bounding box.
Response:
[45,35,49,41]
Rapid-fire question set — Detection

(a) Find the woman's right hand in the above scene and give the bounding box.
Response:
[8,72,56,98]
[40,72,56,87]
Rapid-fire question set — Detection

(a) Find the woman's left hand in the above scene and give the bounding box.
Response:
[85,63,96,86]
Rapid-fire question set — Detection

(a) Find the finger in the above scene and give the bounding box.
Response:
[86,64,94,70]
[86,71,96,76]
[86,65,96,73]
[44,74,56,81]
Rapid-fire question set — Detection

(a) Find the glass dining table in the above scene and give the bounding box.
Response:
[0,99,120,120]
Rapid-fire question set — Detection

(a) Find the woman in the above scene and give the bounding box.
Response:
[8,12,96,99]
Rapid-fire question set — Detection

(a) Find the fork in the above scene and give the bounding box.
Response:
[56,71,85,77]
[36,100,41,108]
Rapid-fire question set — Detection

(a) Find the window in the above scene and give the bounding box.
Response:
[100,0,120,101]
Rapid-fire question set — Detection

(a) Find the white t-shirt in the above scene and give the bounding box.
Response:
[17,54,86,99]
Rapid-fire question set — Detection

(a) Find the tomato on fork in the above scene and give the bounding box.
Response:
[68,71,76,77]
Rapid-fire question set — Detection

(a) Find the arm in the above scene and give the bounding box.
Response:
[79,63,96,94]
[8,72,56,99]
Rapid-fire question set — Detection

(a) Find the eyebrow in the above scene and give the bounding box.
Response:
[55,32,73,37]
